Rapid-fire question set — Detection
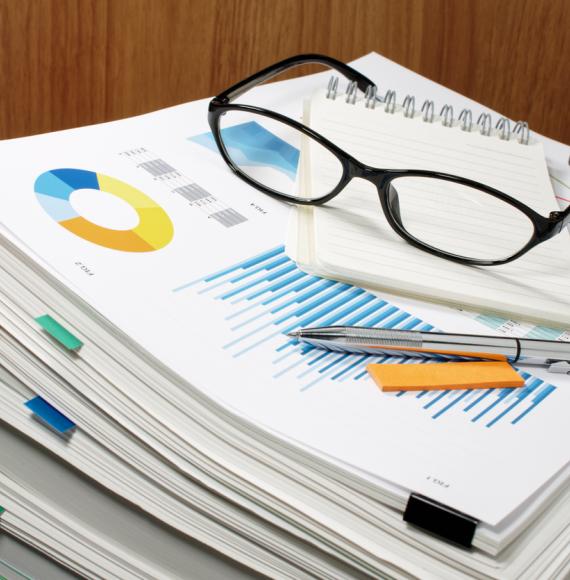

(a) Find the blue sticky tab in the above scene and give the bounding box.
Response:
[25,396,76,433]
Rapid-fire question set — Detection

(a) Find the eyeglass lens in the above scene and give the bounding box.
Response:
[218,110,344,200]
[386,177,535,261]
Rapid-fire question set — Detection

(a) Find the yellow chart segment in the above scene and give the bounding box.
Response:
[95,173,174,251]
[35,168,174,252]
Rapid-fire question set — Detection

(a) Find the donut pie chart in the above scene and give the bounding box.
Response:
[34,168,174,252]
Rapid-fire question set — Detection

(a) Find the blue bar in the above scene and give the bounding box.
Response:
[511,384,556,424]
[383,311,410,329]
[364,306,399,327]
[401,317,422,330]
[273,354,310,378]
[245,271,306,301]
[230,308,271,330]
[237,280,320,320]
[319,353,350,373]
[255,271,305,296]
[307,351,331,366]
[525,326,562,340]
[274,281,340,323]
[204,246,284,282]
[517,370,532,382]
[282,285,358,332]
[354,357,386,380]
[301,349,339,373]
[219,263,296,299]
[423,390,449,409]
[229,255,290,282]
[514,377,542,400]
[486,395,525,427]
[299,343,316,354]
[471,389,511,422]
[25,396,75,433]
[532,383,556,404]
[278,283,349,326]
[276,339,298,352]
[344,299,386,326]
[475,313,508,329]
[262,276,320,306]
[463,389,493,412]
[432,390,470,419]
[317,292,371,325]
[313,288,366,326]
[272,345,303,364]
[270,279,334,313]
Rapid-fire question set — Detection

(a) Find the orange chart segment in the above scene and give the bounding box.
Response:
[60,217,156,252]
[34,168,174,252]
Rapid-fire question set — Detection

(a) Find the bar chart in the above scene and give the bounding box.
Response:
[175,246,558,428]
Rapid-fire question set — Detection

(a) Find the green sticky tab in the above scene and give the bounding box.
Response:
[35,315,83,351]
[0,506,5,515]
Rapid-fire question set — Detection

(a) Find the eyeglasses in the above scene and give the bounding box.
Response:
[208,54,570,266]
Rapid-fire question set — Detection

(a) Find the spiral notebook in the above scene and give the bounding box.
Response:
[288,84,570,327]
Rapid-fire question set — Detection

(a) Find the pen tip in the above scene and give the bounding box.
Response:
[287,331,300,338]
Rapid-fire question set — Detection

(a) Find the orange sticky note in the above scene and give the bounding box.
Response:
[366,361,524,392]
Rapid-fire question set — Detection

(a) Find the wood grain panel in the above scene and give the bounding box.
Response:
[0,0,568,142]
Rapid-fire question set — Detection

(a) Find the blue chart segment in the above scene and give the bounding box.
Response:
[473,312,567,340]
[190,122,300,180]
[175,246,557,428]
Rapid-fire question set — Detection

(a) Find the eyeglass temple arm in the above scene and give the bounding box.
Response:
[216,53,376,103]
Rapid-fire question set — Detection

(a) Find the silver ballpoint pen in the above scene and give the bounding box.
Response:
[287,326,570,374]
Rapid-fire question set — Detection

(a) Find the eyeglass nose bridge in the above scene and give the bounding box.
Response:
[348,162,391,187]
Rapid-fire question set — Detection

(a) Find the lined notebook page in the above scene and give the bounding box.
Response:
[304,92,570,327]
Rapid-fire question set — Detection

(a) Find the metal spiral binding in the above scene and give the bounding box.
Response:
[326,76,339,100]
[477,113,492,136]
[440,105,454,127]
[364,85,377,109]
[496,118,511,140]
[383,90,397,114]
[402,95,415,118]
[458,109,473,131]
[421,100,435,123]
[345,80,358,104]
[513,121,529,145]
[324,76,530,143]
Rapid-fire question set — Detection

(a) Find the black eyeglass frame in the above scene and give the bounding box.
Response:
[208,53,570,266]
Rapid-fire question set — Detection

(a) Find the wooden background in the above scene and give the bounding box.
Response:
[0,0,568,142]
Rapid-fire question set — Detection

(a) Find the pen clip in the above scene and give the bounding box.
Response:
[547,361,570,374]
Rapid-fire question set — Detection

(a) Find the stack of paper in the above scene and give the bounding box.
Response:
[1,53,569,579]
